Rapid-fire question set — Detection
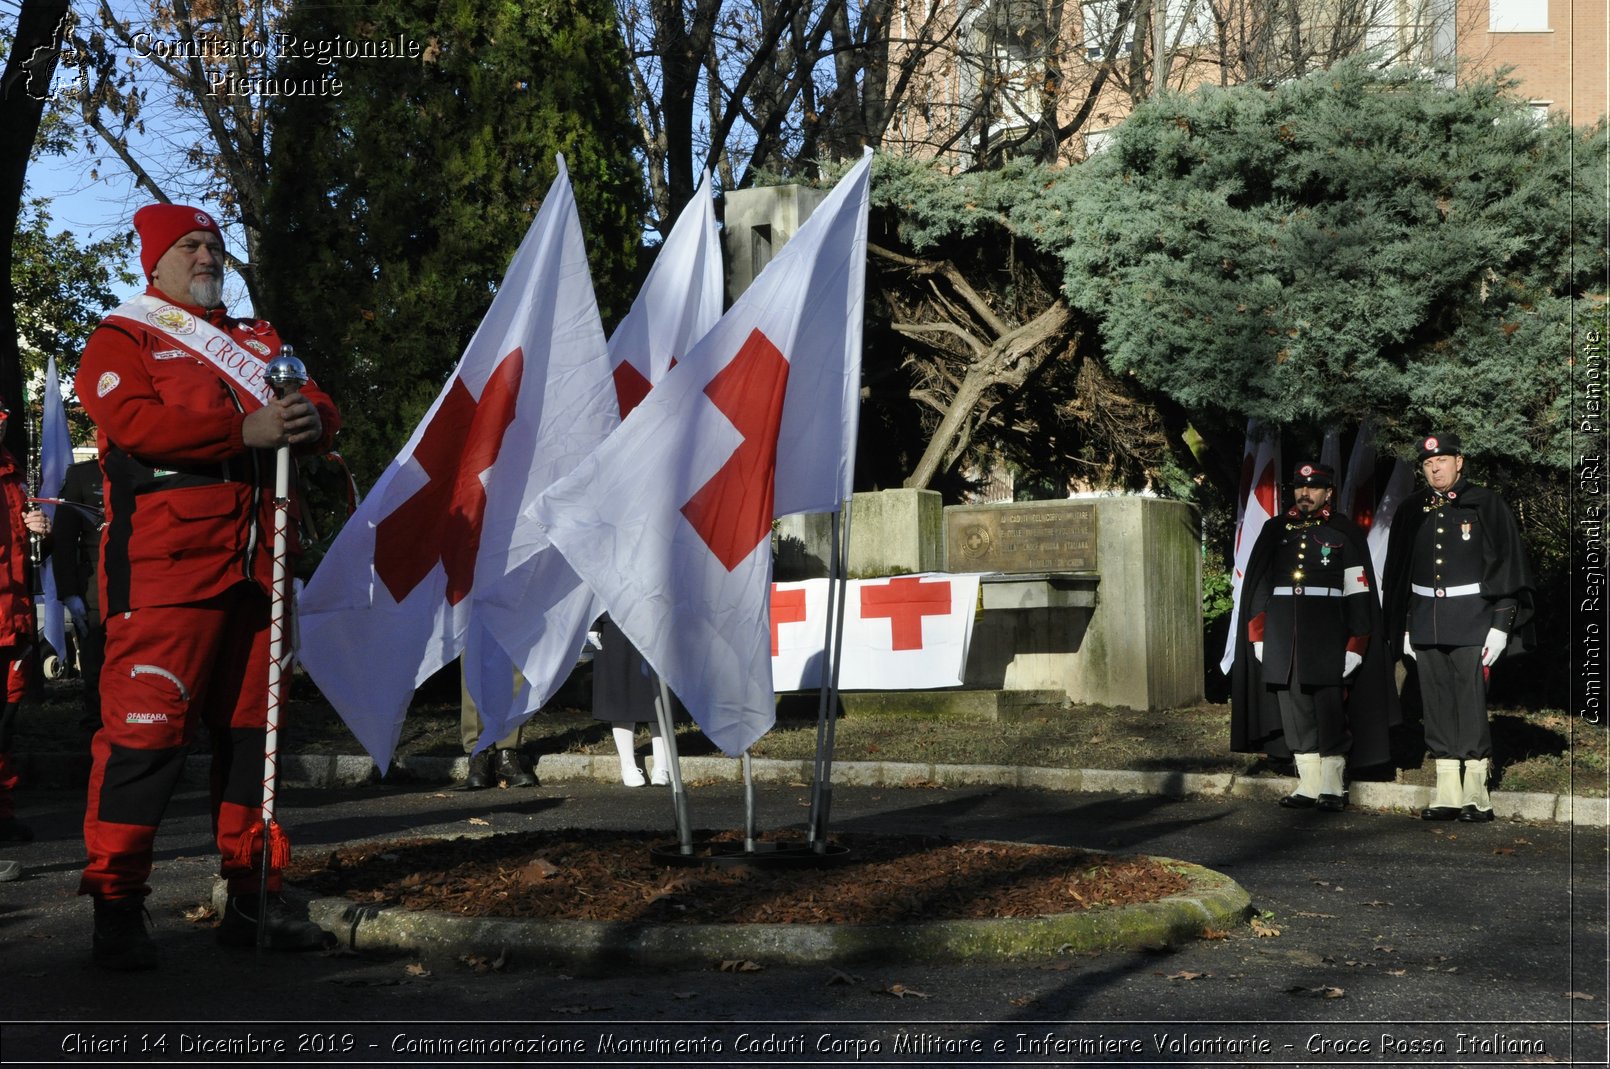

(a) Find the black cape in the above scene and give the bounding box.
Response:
[1230,510,1402,767]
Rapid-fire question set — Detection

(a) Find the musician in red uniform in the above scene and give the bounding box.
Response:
[0,401,51,883]
[75,205,341,970]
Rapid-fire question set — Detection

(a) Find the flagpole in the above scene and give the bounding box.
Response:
[741,751,756,853]
[652,676,693,854]
[806,501,852,850]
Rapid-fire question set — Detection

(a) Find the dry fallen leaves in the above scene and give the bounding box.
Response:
[826,969,863,986]
[1167,971,1207,981]
[1286,984,1345,999]
[458,950,508,974]
[1199,927,1229,940]
[404,962,431,978]
[467,817,491,827]
[883,983,931,999]
[718,960,764,973]
[1566,991,1597,1001]
[183,904,215,924]
[1250,917,1282,938]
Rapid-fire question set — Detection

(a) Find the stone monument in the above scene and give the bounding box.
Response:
[949,496,1203,711]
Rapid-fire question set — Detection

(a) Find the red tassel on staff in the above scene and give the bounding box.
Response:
[232,820,293,872]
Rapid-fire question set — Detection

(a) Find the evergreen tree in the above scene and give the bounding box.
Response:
[1029,59,1605,469]
[258,0,642,488]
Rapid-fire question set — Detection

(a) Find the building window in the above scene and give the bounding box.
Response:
[1082,0,1135,61]
[1489,0,1548,32]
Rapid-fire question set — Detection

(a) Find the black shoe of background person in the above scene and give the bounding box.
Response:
[0,816,33,842]
[464,750,493,789]
[1420,805,1461,821]
[1278,793,1318,809]
[1458,805,1495,823]
[216,894,333,951]
[92,895,159,971]
[1316,794,1346,813]
[495,748,537,788]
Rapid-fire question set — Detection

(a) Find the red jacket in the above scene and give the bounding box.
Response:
[0,452,34,645]
[76,288,341,614]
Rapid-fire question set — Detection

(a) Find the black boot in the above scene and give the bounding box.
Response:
[464,750,493,789]
[495,749,536,788]
[93,895,159,971]
[217,893,332,951]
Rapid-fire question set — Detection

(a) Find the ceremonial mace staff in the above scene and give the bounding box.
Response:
[254,349,307,949]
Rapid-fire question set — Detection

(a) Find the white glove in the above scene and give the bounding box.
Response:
[1481,627,1508,667]
[63,595,89,637]
[1343,650,1362,677]
[1252,641,1263,662]
[1403,633,1415,660]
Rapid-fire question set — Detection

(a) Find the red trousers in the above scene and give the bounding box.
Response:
[0,643,36,820]
[80,584,283,899]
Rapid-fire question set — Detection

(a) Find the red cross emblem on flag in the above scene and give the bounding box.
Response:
[374,349,524,605]
[680,329,790,572]
[860,577,953,651]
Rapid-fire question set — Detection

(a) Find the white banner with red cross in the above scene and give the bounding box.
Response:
[771,573,981,690]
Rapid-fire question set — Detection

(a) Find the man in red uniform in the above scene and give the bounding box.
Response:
[0,400,52,882]
[76,204,341,970]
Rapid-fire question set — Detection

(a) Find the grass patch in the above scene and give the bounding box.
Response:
[16,675,1605,799]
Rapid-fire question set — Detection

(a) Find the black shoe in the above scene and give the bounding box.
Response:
[216,894,332,951]
[1317,793,1347,812]
[1420,805,1461,821]
[0,816,33,842]
[1458,805,1495,823]
[464,750,493,789]
[494,749,536,788]
[92,895,159,971]
[1278,793,1319,809]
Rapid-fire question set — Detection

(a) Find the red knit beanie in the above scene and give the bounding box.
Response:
[134,204,223,279]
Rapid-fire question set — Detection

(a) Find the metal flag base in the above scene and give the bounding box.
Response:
[648,838,852,870]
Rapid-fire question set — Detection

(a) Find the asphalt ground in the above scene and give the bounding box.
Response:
[0,774,1606,1067]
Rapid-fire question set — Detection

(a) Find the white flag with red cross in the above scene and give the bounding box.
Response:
[534,152,872,757]
[297,159,617,770]
[462,171,726,748]
[1365,456,1414,605]
[1219,422,1280,675]
[607,171,723,420]
[771,574,980,690]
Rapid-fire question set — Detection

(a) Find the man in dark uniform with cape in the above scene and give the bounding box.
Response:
[1384,433,1534,822]
[1232,462,1400,810]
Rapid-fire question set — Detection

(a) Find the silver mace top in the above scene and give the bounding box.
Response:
[266,346,308,399]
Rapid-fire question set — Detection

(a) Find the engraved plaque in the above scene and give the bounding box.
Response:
[944,501,1098,574]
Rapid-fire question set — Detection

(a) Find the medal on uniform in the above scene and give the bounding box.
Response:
[1320,543,1331,566]
[1460,520,1472,541]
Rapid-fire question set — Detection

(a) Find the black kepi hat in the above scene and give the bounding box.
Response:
[1417,433,1462,461]
[1291,461,1335,488]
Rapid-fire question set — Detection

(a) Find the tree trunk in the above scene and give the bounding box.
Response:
[1,0,72,460]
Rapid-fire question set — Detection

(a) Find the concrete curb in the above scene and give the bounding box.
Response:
[22,751,1605,827]
[284,855,1251,968]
